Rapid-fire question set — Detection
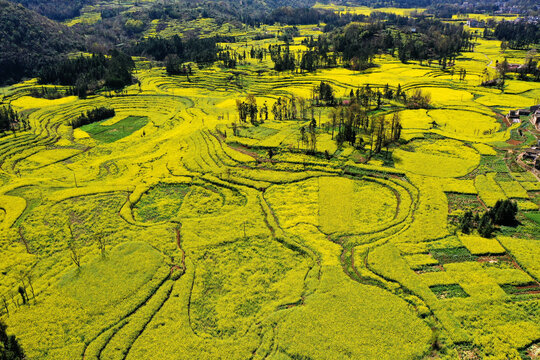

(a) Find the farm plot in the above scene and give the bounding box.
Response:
[393,138,480,177]
[265,175,405,236]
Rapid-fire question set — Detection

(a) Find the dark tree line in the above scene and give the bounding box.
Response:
[38,51,134,97]
[494,21,540,49]
[70,107,115,129]
[131,35,229,65]
[0,105,30,135]
[0,321,24,360]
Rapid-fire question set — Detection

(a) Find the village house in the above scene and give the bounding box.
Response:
[507,110,520,123]
[523,148,540,161]
[530,105,540,130]
[507,63,525,73]
[506,109,530,123]
[467,19,486,28]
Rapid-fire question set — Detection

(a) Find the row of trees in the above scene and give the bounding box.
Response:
[70,107,115,129]
[0,105,30,135]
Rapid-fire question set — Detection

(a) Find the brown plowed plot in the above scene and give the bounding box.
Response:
[457,345,481,360]
[447,193,485,214]
[524,343,540,360]
[507,139,523,146]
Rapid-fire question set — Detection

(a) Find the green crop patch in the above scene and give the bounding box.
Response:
[476,155,509,174]
[430,247,477,264]
[82,115,149,143]
[525,212,540,225]
[500,282,540,296]
[133,183,191,223]
[414,264,444,274]
[429,284,469,299]
[236,126,279,140]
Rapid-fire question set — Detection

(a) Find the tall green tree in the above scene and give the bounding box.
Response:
[0,321,25,360]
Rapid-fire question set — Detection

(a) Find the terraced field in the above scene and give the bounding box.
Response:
[0,17,539,360]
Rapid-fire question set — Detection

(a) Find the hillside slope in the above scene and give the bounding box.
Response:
[0,0,81,84]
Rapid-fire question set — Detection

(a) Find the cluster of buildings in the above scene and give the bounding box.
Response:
[506,105,540,129]
[531,105,540,130]
[523,144,540,171]
[506,105,540,171]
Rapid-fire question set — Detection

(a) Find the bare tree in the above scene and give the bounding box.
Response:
[67,223,81,268]
[94,232,106,257]
[18,227,31,254]
[25,273,36,304]
[2,296,9,316]
[69,243,81,268]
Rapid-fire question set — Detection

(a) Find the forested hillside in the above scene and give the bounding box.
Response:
[8,0,91,21]
[0,0,81,84]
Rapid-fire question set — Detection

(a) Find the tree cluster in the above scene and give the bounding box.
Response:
[268,14,471,73]
[298,36,337,72]
[0,105,30,135]
[0,321,24,360]
[165,56,193,76]
[299,119,318,153]
[459,199,518,237]
[38,51,134,97]
[406,89,432,109]
[70,107,115,129]
[331,16,470,69]
[236,95,259,125]
[494,21,539,50]
[269,44,296,72]
[316,81,335,106]
[131,35,225,65]
[331,106,402,156]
